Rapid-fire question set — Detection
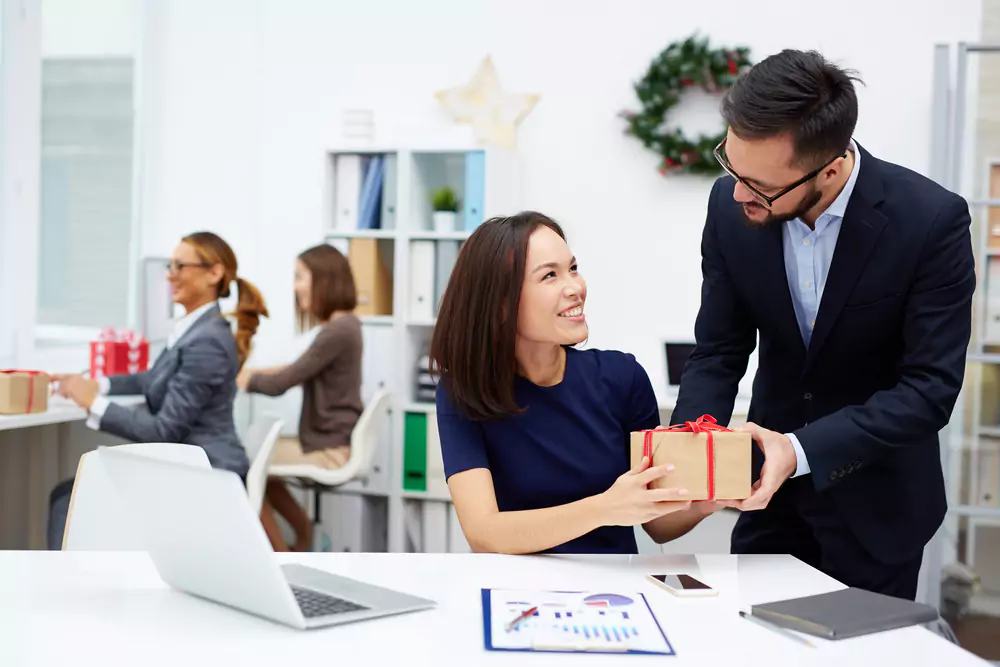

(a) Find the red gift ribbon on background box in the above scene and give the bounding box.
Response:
[0,370,48,414]
[640,414,731,501]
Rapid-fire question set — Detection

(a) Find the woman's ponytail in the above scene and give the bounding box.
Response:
[180,232,268,369]
[232,276,268,369]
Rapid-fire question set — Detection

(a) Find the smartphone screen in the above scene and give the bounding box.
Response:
[650,574,712,590]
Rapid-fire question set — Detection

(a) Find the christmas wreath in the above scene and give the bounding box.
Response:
[620,35,753,176]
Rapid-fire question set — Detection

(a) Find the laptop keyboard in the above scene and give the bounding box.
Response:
[291,585,369,619]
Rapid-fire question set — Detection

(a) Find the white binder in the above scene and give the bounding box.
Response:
[381,154,397,230]
[333,154,362,230]
[434,241,460,313]
[426,410,448,498]
[409,241,436,321]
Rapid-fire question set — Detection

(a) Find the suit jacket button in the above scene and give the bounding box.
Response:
[803,392,813,400]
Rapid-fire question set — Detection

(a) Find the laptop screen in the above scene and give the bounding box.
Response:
[664,342,696,386]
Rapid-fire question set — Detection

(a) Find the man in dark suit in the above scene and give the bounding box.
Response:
[672,49,975,599]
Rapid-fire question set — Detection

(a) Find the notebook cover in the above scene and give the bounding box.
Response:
[751,587,939,640]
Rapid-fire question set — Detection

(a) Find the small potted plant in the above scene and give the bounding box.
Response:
[431,186,460,232]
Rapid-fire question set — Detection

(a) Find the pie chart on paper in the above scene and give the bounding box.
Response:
[584,593,634,607]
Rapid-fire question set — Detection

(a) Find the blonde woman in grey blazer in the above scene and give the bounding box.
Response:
[49,232,268,547]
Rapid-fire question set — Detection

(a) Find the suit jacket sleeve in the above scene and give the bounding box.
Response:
[107,370,151,396]
[795,195,975,490]
[98,335,232,444]
[672,179,757,426]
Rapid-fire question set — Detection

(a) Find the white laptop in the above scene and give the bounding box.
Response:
[100,446,436,630]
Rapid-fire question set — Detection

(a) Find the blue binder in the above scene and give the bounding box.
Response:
[463,151,485,230]
[357,155,384,229]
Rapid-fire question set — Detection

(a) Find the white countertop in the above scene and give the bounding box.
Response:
[0,551,985,666]
[0,395,146,432]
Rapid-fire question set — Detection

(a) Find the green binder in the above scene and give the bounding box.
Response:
[403,412,428,492]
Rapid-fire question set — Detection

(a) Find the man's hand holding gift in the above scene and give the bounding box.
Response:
[721,422,797,512]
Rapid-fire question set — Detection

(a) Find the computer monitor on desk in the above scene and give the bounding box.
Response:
[662,341,753,426]
[658,342,695,424]
[664,341,696,390]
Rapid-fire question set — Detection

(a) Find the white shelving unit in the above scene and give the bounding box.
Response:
[931,44,1000,609]
[324,144,521,553]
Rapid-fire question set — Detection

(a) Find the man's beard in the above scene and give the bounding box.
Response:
[739,186,823,228]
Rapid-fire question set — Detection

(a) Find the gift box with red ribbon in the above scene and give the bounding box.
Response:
[629,415,752,501]
[0,370,50,415]
[90,328,150,379]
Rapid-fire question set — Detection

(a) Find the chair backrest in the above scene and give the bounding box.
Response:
[63,442,211,551]
[243,414,284,513]
[348,389,391,478]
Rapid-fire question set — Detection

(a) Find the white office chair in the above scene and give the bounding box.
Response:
[242,414,284,514]
[62,442,211,551]
[268,389,391,539]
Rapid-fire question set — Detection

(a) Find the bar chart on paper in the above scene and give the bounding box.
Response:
[483,589,674,655]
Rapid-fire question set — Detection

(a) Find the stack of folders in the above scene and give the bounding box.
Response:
[750,587,940,640]
[333,154,397,231]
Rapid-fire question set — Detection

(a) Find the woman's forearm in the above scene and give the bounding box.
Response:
[466,494,608,554]
[643,503,715,544]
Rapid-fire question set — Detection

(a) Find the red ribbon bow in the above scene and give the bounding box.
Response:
[641,414,731,501]
[98,327,146,347]
[1,370,48,414]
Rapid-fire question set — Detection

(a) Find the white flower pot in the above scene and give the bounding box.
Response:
[433,211,457,232]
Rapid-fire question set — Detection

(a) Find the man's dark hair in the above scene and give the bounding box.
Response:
[721,49,863,168]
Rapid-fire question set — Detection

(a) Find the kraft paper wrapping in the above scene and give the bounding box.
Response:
[629,429,752,501]
[0,371,50,415]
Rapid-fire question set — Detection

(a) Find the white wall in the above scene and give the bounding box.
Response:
[135,0,981,402]
[41,0,134,57]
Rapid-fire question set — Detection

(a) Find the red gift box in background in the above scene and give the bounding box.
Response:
[90,328,149,379]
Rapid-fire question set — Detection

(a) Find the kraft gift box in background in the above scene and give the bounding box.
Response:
[0,370,50,415]
[630,416,752,501]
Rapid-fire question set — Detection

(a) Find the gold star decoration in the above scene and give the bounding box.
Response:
[434,56,539,151]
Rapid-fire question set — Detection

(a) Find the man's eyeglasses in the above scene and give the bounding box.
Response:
[713,137,847,208]
[166,260,211,275]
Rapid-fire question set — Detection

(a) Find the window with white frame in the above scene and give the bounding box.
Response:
[36,57,134,331]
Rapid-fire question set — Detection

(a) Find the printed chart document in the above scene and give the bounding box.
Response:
[482,589,673,655]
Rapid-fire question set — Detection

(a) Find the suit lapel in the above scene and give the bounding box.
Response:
[802,147,887,373]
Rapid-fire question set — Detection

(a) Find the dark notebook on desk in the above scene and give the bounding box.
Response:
[751,587,939,640]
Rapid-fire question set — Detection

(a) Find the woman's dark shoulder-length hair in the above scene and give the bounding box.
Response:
[429,211,565,421]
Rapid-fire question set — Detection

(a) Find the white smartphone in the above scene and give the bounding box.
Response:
[646,573,718,597]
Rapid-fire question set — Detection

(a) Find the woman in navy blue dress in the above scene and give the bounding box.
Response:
[430,212,720,554]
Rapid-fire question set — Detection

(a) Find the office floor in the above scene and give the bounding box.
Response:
[948,613,1000,662]
[951,524,1000,662]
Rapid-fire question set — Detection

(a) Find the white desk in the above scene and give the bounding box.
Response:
[0,551,986,666]
[0,394,145,432]
[0,395,145,549]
